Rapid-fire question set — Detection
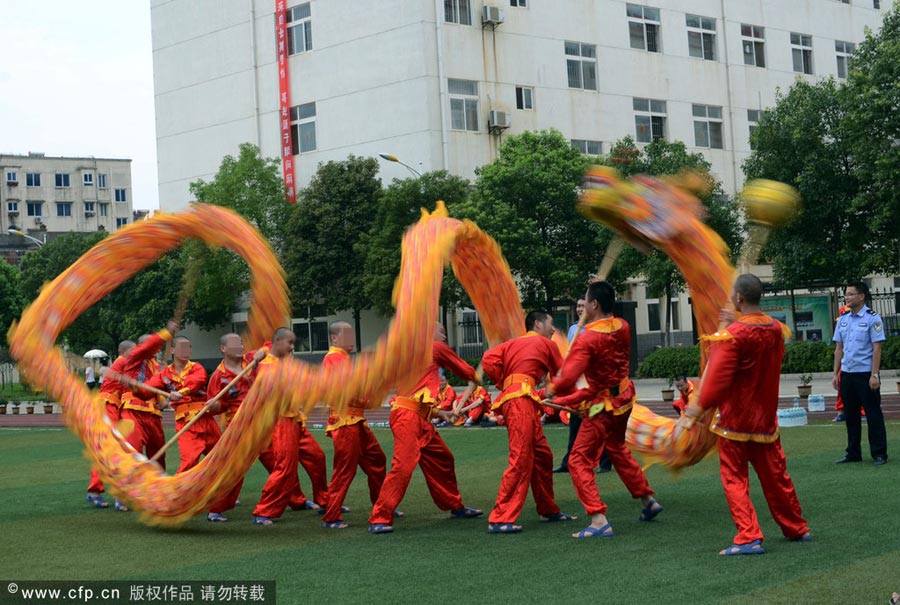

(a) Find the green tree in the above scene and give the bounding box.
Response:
[363,171,471,315]
[843,6,900,274]
[282,155,382,336]
[451,129,603,308]
[742,79,864,286]
[187,143,293,329]
[0,261,24,337]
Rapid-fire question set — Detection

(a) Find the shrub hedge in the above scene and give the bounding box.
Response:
[636,345,700,382]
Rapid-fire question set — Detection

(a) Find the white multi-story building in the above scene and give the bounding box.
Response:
[0,153,138,263]
[151,0,888,360]
[152,0,886,210]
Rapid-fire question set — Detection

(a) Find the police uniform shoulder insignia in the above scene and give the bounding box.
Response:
[874,321,882,333]
[866,308,876,315]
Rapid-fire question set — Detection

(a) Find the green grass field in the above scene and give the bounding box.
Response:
[1,422,897,604]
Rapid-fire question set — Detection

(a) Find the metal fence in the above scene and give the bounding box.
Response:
[864,288,900,337]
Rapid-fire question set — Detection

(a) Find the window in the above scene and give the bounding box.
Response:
[286,3,312,55]
[114,188,127,202]
[747,109,765,147]
[741,24,765,67]
[449,79,479,131]
[791,32,813,75]
[692,104,723,149]
[874,0,881,8]
[56,202,72,217]
[670,300,680,330]
[633,97,667,143]
[5,171,16,184]
[648,302,660,331]
[565,41,597,90]
[55,173,70,188]
[835,40,855,78]
[83,173,93,186]
[84,201,95,213]
[26,173,41,187]
[97,173,107,189]
[444,0,471,25]
[571,139,602,155]
[510,0,527,6]
[7,201,18,212]
[293,321,328,352]
[99,203,109,217]
[627,4,660,53]
[116,218,128,228]
[515,86,534,110]
[26,202,42,217]
[686,14,716,60]
[290,102,317,154]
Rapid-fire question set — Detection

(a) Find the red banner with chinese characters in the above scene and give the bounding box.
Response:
[275,0,296,203]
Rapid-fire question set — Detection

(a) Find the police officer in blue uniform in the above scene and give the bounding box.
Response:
[832,281,888,466]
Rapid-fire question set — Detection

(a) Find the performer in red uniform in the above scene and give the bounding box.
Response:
[672,375,696,416]
[482,310,575,533]
[252,327,304,525]
[368,323,483,533]
[285,411,331,513]
[206,333,263,521]
[551,281,662,539]
[145,336,214,474]
[686,274,811,555]
[461,386,492,427]
[119,321,178,470]
[320,322,388,529]
[86,340,135,511]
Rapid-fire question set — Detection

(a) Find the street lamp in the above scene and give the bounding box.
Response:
[7,227,45,247]
[378,152,423,178]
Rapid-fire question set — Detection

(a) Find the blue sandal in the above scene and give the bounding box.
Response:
[316,504,350,515]
[720,539,766,555]
[323,520,348,529]
[114,500,128,512]
[639,498,664,522]
[253,516,274,526]
[488,523,522,534]
[368,523,393,534]
[540,512,577,523]
[450,506,483,519]
[207,512,229,523]
[393,509,405,518]
[86,493,109,509]
[572,523,615,539]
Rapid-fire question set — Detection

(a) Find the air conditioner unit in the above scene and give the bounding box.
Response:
[34,217,42,225]
[488,110,511,133]
[85,210,96,217]
[6,179,17,187]
[7,210,19,217]
[482,5,504,27]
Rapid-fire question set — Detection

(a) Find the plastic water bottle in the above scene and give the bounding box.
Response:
[793,397,800,408]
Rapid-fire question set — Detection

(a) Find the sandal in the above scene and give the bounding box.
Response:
[207,512,229,523]
[720,539,766,556]
[786,532,813,542]
[393,510,405,518]
[450,506,483,519]
[302,500,321,511]
[540,512,577,523]
[114,500,129,512]
[316,505,350,515]
[253,516,274,526]
[639,498,664,522]
[86,493,109,509]
[323,520,348,529]
[487,523,522,534]
[368,523,393,534]
[572,523,615,539]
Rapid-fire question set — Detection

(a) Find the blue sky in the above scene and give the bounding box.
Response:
[0,1,159,209]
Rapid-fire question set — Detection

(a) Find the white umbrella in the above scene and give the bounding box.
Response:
[83,349,108,359]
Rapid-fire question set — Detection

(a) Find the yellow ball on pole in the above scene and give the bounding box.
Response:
[739,179,801,227]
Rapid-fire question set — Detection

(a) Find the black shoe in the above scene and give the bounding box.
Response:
[832,413,845,422]
[596,465,612,474]
[835,456,863,464]
[873,456,888,466]
[552,465,568,473]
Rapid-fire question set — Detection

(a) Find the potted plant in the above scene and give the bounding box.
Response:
[797,374,813,399]
[661,378,675,402]
[10,400,19,415]
[24,401,35,415]
[0,399,7,414]
[42,402,54,414]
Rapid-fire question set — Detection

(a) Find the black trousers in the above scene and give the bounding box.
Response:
[840,371,888,460]
[560,413,611,470]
